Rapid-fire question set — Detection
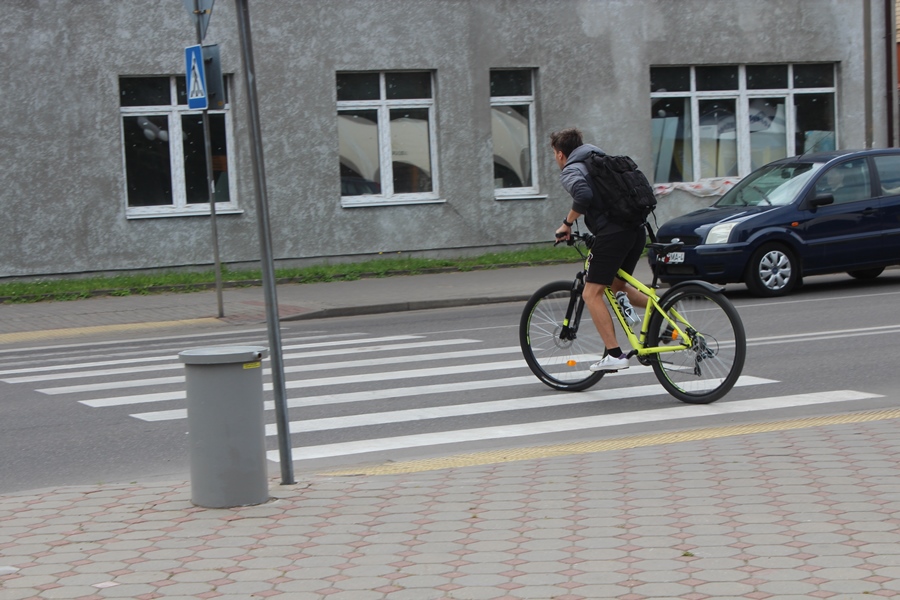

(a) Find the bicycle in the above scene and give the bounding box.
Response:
[519,228,746,404]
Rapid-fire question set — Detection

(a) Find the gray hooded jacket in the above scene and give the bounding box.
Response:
[559,143,623,234]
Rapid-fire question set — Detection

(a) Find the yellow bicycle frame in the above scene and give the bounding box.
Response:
[604,268,692,357]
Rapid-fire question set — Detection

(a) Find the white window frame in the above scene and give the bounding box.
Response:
[490,69,541,199]
[650,64,837,182]
[337,71,441,208]
[119,76,240,219]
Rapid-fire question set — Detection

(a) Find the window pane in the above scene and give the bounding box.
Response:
[386,72,432,99]
[181,114,230,204]
[874,155,900,193]
[338,110,381,195]
[390,108,432,193]
[491,70,532,97]
[123,115,173,206]
[120,77,171,107]
[814,159,872,204]
[651,97,692,182]
[794,64,834,88]
[698,99,737,178]
[749,98,787,170]
[337,73,380,101]
[795,93,835,153]
[650,67,690,93]
[747,65,787,89]
[696,66,738,91]
[176,76,187,105]
[492,105,531,188]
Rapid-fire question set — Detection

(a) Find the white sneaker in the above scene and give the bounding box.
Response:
[589,354,630,372]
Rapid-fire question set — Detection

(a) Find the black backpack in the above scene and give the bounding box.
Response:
[583,151,657,228]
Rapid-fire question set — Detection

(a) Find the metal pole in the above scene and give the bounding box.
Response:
[234,0,295,484]
[864,0,874,148]
[193,1,225,318]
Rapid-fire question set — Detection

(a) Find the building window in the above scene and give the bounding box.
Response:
[119,76,237,218]
[490,69,539,197]
[337,71,440,207]
[650,64,836,183]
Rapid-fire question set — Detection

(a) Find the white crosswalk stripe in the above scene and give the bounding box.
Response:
[266,390,882,462]
[6,330,884,468]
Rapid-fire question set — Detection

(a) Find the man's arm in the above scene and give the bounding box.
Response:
[555,209,584,240]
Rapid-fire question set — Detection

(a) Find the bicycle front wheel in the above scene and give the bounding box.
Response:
[646,284,746,404]
[519,280,606,391]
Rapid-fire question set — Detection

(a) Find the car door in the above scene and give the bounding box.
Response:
[872,153,900,261]
[795,158,881,272]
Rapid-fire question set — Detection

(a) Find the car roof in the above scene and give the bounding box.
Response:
[773,148,900,166]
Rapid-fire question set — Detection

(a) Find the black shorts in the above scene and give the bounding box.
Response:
[585,226,647,286]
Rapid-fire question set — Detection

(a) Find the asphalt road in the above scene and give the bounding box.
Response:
[1,271,899,494]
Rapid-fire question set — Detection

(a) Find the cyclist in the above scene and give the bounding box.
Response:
[551,127,647,372]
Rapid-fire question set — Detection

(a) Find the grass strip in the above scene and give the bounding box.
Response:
[0,244,581,304]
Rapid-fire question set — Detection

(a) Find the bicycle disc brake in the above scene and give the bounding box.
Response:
[554,324,576,349]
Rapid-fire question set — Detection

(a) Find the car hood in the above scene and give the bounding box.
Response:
[658,205,775,238]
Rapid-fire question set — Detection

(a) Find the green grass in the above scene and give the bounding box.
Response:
[0,244,582,304]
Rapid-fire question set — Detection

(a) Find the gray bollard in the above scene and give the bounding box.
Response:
[179,346,270,508]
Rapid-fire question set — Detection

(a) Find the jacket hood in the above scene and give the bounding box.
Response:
[565,144,605,165]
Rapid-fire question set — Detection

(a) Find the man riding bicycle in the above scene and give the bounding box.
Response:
[550,127,646,372]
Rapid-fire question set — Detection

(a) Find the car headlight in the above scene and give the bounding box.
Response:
[706,222,737,245]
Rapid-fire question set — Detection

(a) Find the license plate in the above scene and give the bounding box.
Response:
[664,252,685,264]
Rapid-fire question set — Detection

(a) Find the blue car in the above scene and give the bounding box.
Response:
[649,148,900,297]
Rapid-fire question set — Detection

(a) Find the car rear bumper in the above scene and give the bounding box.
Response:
[649,244,748,284]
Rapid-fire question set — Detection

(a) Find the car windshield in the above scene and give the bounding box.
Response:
[715,162,824,207]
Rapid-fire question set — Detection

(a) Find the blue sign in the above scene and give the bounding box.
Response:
[185,45,208,110]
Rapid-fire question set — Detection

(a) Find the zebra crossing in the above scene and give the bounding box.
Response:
[2,328,884,468]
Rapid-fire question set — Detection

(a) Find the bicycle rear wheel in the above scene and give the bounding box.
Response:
[519,280,606,391]
[646,284,746,404]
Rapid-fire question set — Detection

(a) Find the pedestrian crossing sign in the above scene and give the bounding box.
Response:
[185,44,208,110]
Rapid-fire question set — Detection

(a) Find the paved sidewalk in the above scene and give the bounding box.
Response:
[3,413,900,599]
[4,262,900,598]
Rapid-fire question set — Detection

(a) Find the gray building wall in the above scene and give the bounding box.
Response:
[1,0,894,279]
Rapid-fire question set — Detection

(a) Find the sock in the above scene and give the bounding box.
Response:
[607,347,622,358]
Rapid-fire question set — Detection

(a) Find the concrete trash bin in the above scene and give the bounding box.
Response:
[178,346,270,508]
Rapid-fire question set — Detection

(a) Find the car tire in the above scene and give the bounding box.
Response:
[745,243,799,297]
[847,267,885,280]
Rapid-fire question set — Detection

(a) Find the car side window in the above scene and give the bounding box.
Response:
[814,159,872,205]
[873,155,900,196]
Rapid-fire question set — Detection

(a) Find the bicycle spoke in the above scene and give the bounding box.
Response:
[519,282,606,391]
[647,286,745,404]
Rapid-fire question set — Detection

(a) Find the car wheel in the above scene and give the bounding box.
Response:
[847,267,885,280]
[745,243,799,297]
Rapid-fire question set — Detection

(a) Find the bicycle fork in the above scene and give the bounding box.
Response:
[558,274,586,342]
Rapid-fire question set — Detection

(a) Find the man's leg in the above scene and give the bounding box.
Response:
[581,282,619,349]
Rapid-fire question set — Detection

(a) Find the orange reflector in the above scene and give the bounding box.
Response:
[671,330,678,340]
[567,360,577,367]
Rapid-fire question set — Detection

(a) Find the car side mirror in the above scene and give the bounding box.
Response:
[808,193,835,210]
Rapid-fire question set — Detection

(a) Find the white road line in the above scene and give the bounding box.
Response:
[269,389,883,462]
[42,356,535,395]
[129,370,653,421]
[264,376,778,435]
[82,391,186,407]
[4,338,478,383]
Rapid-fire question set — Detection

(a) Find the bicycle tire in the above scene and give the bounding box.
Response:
[519,280,606,391]
[646,284,746,404]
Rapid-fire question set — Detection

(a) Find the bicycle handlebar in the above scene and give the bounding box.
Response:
[554,229,684,260]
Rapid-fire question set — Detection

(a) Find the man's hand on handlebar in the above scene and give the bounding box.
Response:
[555,223,571,242]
